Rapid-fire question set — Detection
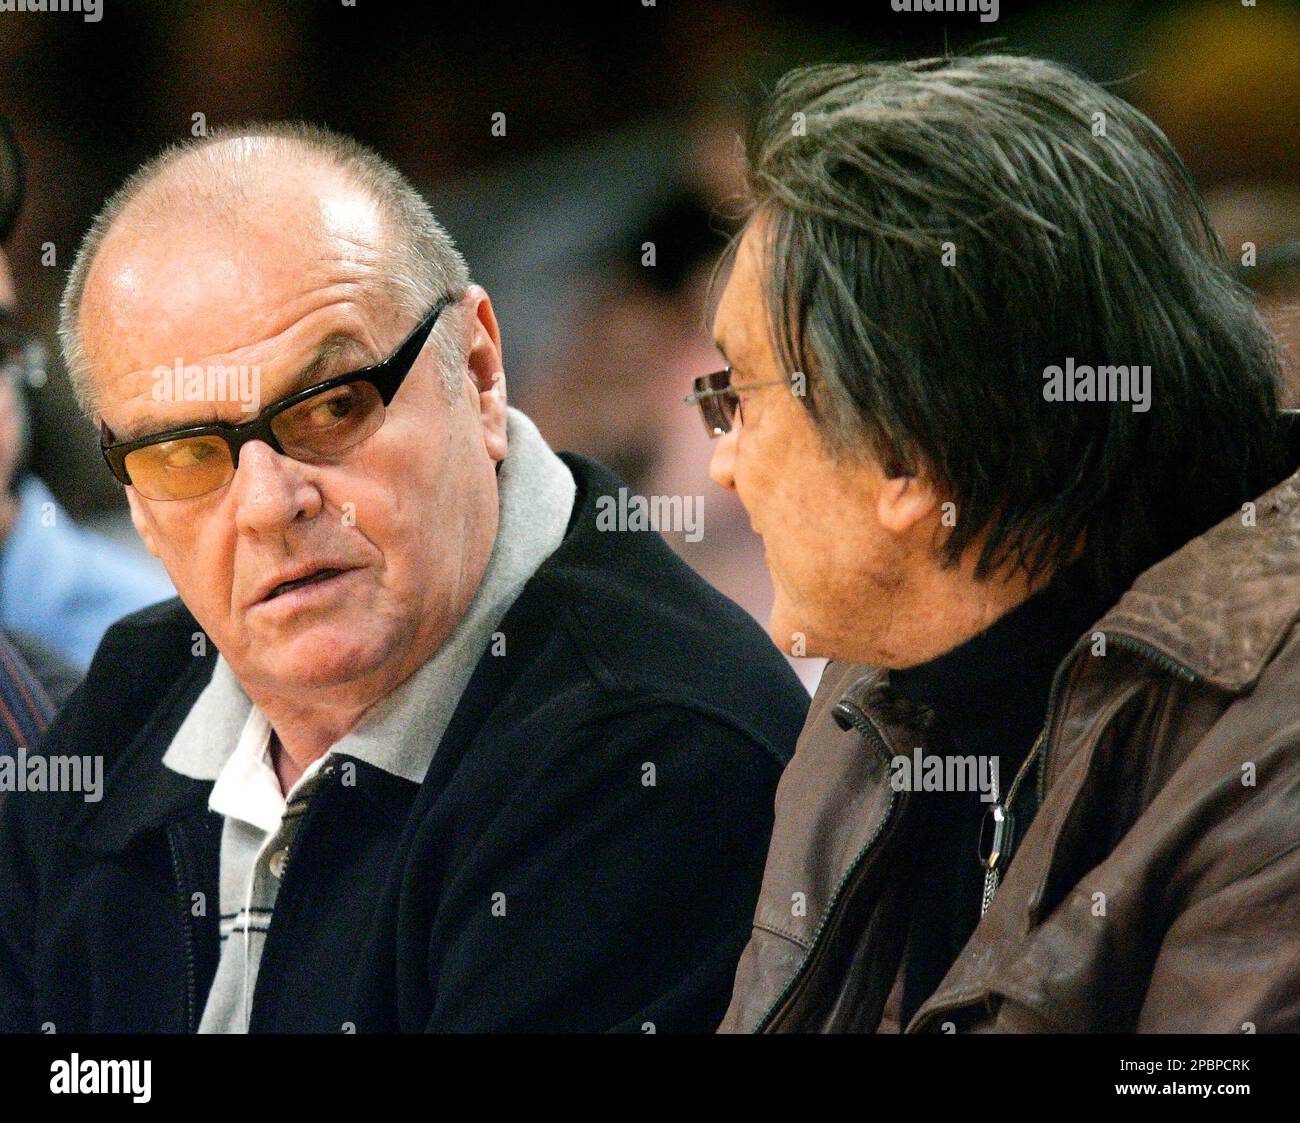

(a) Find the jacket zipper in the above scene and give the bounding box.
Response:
[915,628,1199,1030]
[981,630,1199,915]
[1101,633,1199,682]
[978,725,1044,915]
[753,699,902,1033]
[166,823,198,1033]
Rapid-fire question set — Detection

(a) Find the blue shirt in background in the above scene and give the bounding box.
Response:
[0,475,175,669]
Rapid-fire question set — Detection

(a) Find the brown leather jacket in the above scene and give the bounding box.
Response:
[721,463,1300,1033]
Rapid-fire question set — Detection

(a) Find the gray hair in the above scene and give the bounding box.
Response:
[60,121,471,413]
[733,53,1286,596]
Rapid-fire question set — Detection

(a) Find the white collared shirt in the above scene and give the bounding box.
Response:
[200,705,333,1032]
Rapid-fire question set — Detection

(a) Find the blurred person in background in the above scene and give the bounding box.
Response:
[0,123,807,1033]
[520,190,825,691]
[0,114,172,681]
[702,56,1300,1033]
[521,195,771,609]
[0,118,59,760]
[0,628,53,763]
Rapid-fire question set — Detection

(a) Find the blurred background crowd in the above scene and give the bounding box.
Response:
[0,0,1296,696]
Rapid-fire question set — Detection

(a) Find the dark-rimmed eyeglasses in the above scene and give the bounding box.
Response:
[684,367,788,437]
[100,297,452,501]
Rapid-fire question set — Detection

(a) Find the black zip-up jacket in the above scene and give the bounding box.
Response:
[0,455,807,1033]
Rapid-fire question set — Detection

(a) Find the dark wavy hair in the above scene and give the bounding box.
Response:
[735,55,1289,596]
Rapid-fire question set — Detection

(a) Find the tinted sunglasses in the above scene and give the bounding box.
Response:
[684,367,788,437]
[100,297,451,501]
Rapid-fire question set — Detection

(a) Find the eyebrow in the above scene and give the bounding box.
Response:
[107,331,373,443]
[284,332,372,395]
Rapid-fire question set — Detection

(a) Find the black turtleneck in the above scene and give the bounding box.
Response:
[889,565,1116,1026]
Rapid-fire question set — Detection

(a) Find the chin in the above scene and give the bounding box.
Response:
[768,595,820,660]
[262,622,395,688]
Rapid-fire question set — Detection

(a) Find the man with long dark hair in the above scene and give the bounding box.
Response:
[691,55,1300,1033]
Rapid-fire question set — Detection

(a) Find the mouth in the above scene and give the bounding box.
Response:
[259,566,351,604]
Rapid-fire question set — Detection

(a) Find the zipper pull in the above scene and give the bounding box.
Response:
[977,803,1016,916]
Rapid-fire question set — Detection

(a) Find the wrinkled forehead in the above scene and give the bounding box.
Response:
[80,183,394,410]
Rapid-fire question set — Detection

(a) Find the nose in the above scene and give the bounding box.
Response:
[231,440,323,534]
[709,426,739,492]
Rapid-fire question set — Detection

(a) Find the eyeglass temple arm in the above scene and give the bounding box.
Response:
[684,377,788,406]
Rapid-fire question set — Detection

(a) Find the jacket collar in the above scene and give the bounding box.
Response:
[70,651,428,855]
[72,654,218,855]
[904,424,1300,1030]
[839,419,1300,702]
[1091,455,1300,693]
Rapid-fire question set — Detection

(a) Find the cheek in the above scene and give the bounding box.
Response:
[151,510,236,612]
[735,417,809,549]
[732,426,779,531]
[738,417,867,610]
[734,449,815,612]
[318,470,425,600]
[760,500,826,618]
[345,406,445,501]
[336,419,474,579]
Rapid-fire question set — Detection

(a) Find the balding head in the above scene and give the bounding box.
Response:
[61,122,469,414]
